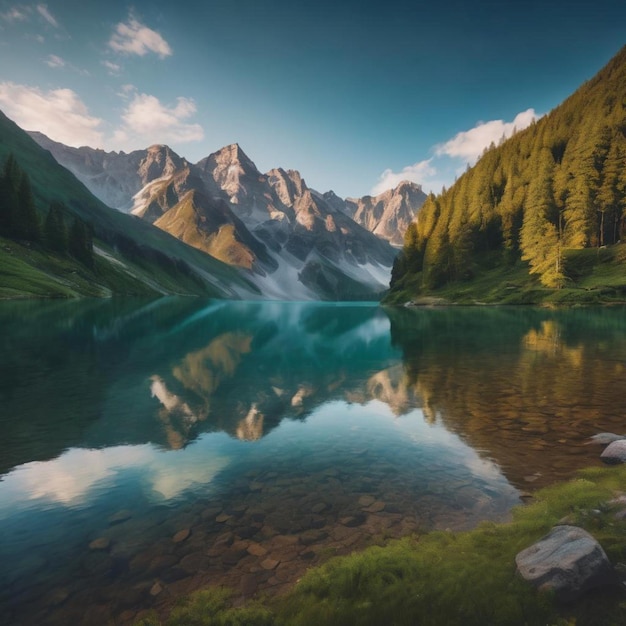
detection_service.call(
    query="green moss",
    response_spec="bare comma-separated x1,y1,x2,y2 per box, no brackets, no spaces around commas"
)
135,588,274,626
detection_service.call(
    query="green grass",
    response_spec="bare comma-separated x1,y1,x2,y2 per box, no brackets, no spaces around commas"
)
386,244,626,306
138,465,626,626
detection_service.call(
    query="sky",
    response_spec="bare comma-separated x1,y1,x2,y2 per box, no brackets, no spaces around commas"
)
0,0,624,198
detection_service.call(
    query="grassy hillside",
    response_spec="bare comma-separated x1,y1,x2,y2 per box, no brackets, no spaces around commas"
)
388,45,626,305
0,110,259,299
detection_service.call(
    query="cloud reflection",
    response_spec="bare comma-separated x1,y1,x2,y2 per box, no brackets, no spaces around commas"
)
0,440,230,512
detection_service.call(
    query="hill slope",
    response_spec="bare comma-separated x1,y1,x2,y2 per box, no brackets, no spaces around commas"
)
388,45,626,305
0,111,260,299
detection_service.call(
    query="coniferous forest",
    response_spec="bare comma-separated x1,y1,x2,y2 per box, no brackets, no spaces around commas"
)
0,154,94,267
389,46,626,302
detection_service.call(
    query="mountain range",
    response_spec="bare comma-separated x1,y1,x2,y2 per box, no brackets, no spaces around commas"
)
29,132,426,300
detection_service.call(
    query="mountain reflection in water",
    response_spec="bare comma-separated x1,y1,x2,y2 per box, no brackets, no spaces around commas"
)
1,300,626,625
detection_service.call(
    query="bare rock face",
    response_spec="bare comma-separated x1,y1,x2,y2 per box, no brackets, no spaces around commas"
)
340,180,427,246
515,525,614,602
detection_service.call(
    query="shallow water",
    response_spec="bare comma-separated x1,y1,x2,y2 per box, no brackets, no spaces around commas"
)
1,300,625,624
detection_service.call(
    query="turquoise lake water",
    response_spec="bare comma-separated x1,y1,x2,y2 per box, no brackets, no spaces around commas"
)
1,300,625,624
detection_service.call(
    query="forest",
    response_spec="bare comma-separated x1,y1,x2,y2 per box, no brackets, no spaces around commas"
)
390,46,626,300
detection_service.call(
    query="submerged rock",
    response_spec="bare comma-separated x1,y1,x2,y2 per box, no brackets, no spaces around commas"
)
515,525,614,602
600,440,626,464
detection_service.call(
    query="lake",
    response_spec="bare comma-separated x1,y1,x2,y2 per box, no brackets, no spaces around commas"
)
1,299,625,625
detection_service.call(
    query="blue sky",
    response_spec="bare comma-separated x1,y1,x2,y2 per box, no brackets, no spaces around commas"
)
0,0,624,198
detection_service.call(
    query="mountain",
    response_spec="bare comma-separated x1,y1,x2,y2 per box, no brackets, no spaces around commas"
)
388,45,626,305
328,181,427,246
29,135,408,300
0,111,260,299
28,132,189,212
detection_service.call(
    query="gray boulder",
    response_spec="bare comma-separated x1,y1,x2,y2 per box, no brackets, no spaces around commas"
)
515,525,614,602
585,432,626,446
601,440,626,464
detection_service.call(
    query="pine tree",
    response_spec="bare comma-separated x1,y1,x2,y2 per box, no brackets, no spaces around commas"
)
44,202,67,253
520,149,565,288
69,216,94,268
15,172,40,242
0,154,19,236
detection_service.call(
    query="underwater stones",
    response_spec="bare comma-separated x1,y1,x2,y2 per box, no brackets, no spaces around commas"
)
515,525,614,602
43,587,70,607
340,513,366,527
601,440,626,464
179,552,210,573
358,495,376,507
221,547,248,566
260,557,280,570
108,510,132,525
148,554,179,575
173,528,191,543
216,513,233,523
82,551,114,576
240,573,258,596
299,529,328,546
149,582,163,597
363,500,386,513
311,502,329,514
88,537,111,551
247,542,268,557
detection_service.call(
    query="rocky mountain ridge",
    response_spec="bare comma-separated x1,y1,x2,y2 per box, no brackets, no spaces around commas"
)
29,133,425,299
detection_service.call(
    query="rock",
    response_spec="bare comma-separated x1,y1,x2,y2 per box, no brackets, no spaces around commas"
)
358,495,376,507
515,525,614,602
586,433,626,446
364,501,386,513
89,537,111,551
247,542,268,557
150,582,163,597
216,513,233,523
340,513,366,527
108,510,132,525
179,552,210,572
601,440,626,464
221,548,248,566
43,587,70,607
240,573,258,596
260,558,280,570
311,502,329,514
173,529,191,543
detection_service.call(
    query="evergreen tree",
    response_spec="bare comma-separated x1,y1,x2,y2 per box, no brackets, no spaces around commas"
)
520,149,565,288
0,154,20,236
15,172,40,242
44,201,67,252
69,216,94,268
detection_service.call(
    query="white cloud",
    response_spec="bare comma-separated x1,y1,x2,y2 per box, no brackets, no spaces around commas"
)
371,159,436,196
36,3,58,28
0,82,104,147
45,53,64,68
102,59,121,75
435,108,538,162
109,15,172,59
0,6,30,22
115,91,204,147
372,108,540,195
